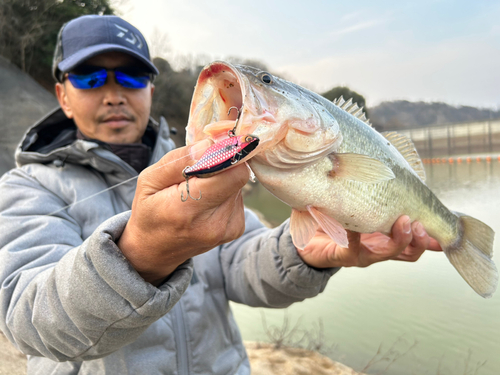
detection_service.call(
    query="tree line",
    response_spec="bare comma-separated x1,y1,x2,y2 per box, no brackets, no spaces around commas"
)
0,0,114,89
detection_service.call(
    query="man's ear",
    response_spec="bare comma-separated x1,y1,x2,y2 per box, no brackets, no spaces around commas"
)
150,83,155,97
55,82,74,119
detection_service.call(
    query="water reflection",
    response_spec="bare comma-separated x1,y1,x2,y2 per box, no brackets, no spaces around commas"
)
243,181,290,227
425,160,500,193
238,160,500,375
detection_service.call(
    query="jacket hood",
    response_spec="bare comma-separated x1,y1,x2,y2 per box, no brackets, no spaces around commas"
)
15,107,175,172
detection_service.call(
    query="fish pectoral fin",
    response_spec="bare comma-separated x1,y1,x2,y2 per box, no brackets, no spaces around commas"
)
328,153,395,183
290,209,320,250
306,205,349,248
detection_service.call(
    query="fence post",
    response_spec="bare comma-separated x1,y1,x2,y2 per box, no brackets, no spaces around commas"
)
489,111,494,153
427,127,433,158
467,124,471,154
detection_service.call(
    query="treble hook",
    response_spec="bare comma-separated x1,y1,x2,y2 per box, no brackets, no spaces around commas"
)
227,106,242,137
231,150,242,165
181,167,202,202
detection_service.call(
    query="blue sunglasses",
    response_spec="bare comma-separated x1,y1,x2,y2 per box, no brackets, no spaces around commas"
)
66,65,153,89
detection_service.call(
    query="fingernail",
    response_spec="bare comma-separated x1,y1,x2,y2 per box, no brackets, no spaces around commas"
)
403,216,411,234
189,139,212,160
413,222,426,237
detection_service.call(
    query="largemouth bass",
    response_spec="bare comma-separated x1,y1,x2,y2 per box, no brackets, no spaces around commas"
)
185,61,498,298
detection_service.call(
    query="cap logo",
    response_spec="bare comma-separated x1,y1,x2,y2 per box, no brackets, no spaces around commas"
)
114,23,143,49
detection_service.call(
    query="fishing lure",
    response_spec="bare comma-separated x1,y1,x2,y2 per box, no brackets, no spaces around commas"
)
181,134,260,201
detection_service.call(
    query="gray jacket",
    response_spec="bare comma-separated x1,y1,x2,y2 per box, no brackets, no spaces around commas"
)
0,108,338,375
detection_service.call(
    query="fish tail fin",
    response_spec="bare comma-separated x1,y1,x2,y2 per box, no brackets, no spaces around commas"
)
443,213,498,298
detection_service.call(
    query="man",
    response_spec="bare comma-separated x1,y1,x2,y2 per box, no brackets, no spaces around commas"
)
0,15,437,374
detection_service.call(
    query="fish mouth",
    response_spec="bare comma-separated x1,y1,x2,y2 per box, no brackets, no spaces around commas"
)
186,61,277,151
186,61,246,145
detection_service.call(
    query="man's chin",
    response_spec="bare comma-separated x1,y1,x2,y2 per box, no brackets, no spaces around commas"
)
103,120,131,130
101,129,141,144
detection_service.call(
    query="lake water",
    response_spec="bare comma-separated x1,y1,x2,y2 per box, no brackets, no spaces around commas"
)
235,159,500,375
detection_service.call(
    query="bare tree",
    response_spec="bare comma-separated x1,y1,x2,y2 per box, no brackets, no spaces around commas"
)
361,336,418,375
0,0,114,88
260,311,305,350
148,27,171,60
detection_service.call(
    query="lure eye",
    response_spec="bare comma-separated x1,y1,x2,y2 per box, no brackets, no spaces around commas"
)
244,135,254,143
259,72,273,84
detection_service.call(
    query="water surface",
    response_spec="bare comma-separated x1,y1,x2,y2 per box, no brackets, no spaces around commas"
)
235,160,500,375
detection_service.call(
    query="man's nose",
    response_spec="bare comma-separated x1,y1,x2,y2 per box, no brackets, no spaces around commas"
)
102,72,126,106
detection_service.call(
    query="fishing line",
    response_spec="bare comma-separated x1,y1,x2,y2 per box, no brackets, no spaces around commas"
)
45,153,192,217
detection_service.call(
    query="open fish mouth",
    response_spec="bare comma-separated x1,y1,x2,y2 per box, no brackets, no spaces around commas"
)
186,61,279,150
186,61,247,145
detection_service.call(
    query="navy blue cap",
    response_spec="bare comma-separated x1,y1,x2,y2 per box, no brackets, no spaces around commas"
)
53,15,158,82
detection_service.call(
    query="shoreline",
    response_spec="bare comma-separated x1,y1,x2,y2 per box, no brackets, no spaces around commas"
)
0,332,363,375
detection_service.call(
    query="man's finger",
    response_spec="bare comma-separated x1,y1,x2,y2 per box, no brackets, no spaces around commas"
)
409,221,428,248
428,238,443,251
392,215,412,242
176,163,250,208
409,221,430,255
360,216,412,265
142,139,212,192
353,217,411,266
394,222,429,262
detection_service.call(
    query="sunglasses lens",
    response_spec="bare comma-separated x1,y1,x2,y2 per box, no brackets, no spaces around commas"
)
67,66,151,89
67,68,107,89
115,69,150,89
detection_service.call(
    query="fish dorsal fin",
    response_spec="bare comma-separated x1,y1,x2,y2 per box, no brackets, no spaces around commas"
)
382,131,426,182
333,95,371,126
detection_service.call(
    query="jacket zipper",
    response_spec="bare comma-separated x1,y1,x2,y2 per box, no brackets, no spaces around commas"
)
172,301,189,374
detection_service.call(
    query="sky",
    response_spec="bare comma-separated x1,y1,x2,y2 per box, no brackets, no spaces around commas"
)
116,0,500,109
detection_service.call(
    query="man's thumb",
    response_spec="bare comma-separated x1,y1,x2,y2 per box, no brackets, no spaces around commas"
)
140,139,212,192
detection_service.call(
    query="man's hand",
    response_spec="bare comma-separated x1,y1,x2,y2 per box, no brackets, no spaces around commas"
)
118,140,250,285
298,216,442,268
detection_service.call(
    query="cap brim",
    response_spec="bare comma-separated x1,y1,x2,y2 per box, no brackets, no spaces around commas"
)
58,44,159,75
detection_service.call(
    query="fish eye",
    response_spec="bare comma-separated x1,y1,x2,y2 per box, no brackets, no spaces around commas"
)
259,72,273,84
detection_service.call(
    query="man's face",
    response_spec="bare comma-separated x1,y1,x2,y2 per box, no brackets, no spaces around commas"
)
55,52,155,144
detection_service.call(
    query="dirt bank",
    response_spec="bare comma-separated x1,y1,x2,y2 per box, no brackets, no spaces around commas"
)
1,333,363,375
245,341,364,375
0,332,26,375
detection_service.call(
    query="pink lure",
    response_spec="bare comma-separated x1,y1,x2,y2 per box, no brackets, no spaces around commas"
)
183,135,259,177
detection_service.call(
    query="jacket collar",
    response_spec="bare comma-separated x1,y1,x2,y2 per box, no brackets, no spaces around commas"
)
15,107,176,174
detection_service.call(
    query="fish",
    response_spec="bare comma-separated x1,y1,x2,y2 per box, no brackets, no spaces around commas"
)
185,61,498,298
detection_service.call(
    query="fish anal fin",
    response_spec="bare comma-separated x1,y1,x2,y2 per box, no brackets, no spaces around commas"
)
290,208,319,250
306,205,349,248
381,131,426,182
328,153,395,183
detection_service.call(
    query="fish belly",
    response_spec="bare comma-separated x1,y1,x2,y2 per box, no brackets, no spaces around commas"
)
249,157,457,240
